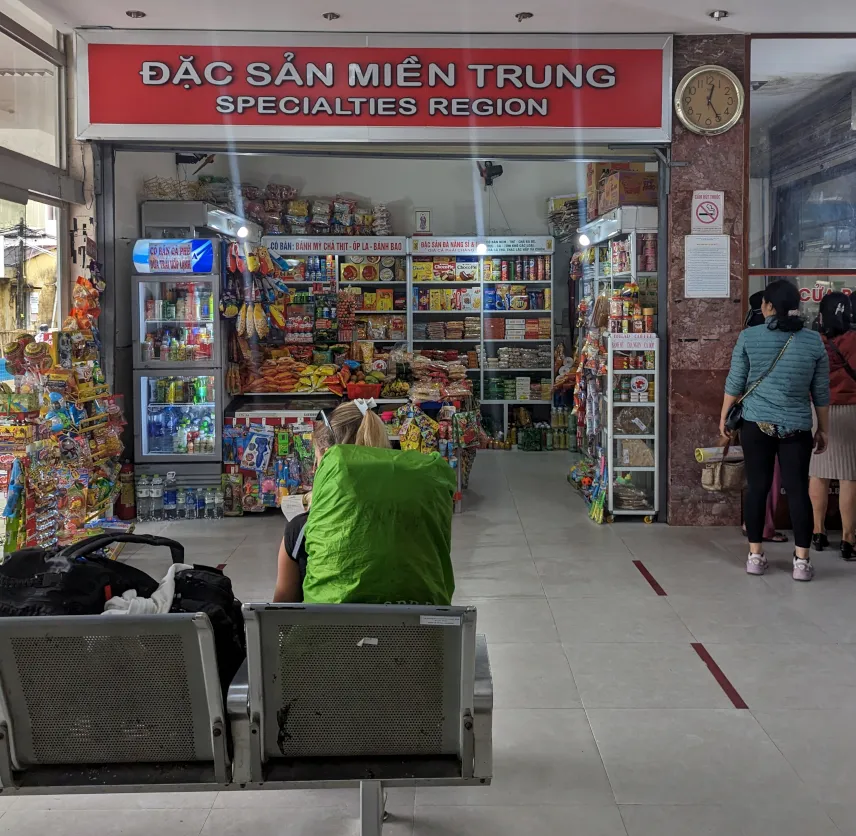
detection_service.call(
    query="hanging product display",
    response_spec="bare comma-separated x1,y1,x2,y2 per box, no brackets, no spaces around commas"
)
0,261,130,554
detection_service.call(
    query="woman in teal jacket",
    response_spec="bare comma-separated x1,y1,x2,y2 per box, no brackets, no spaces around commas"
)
720,280,830,581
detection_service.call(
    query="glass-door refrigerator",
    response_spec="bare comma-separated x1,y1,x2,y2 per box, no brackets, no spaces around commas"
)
131,239,224,483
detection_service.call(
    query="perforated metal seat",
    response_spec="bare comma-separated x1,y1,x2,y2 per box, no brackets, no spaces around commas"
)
227,603,493,836
0,613,229,793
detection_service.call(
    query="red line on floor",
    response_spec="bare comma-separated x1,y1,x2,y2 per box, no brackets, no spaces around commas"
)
632,560,667,596
216,563,227,571
692,643,748,709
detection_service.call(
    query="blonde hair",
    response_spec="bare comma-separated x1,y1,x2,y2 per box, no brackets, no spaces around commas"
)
313,402,392,453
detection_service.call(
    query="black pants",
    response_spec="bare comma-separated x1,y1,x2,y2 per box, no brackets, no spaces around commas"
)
742,421,814,549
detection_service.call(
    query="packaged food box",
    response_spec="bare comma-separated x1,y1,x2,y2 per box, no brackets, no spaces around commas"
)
376,288,394,311
586,184,599,221
472,288,482,310
362,291,377,311
432,259,456,282
444,288,454,311
585,162,646,191
455,257,479,282
429,288,445,311
412,258,433,283
599,171,659,214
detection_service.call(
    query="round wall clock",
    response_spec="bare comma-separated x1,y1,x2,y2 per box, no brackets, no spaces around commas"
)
674,64,745,136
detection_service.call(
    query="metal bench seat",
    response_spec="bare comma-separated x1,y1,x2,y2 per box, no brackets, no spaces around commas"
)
0,604,494,835
0,613,229,793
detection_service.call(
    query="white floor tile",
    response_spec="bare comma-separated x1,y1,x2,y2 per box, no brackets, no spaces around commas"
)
201,805,412,835
489,643,580,708
9,793,216,811
707,643,856,708
587,709,811,805
453,598,559,643
564,642,734,708
549,596,694,643
619,802,840,836
754,708,856,803
412,804,627,836
0,808,211,836
416,709,614,807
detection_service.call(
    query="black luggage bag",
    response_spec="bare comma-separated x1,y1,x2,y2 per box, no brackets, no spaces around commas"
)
0,532,246,689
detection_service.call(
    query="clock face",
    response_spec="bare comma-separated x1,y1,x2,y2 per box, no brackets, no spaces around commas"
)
675,65,744,135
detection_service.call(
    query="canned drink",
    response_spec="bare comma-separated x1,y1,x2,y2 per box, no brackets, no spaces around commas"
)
501,260,508,281
544,288,552,310
523,259,530,281
145,299,155,320
154,299,164,320
529,257,536,281
544,255,552,279
516,257,524,281
492,259,501,282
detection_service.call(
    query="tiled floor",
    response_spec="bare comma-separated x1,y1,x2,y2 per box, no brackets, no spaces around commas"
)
7,451,856,834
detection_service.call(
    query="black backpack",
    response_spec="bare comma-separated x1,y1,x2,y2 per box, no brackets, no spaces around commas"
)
0,533,177,617
169,563,247,693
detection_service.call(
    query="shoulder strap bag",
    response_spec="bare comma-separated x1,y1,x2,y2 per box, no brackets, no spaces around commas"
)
724,334,794,434
701,437,745,493
827,338,856,383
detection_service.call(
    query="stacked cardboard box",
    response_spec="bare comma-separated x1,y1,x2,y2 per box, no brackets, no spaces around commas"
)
585,162,647,221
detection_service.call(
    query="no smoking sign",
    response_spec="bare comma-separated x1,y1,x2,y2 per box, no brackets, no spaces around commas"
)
691,190,724,234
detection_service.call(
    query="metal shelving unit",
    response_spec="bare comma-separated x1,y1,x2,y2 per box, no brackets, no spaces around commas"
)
408,236,555,436
606,333,660,521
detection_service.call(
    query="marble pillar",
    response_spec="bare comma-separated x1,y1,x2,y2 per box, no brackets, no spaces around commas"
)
667,35,747,525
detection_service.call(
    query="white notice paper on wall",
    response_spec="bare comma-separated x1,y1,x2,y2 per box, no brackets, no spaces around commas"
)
684,235,730,299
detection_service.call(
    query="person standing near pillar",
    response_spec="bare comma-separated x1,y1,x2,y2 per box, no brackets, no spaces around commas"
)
808,292,856,560
720,280,830,582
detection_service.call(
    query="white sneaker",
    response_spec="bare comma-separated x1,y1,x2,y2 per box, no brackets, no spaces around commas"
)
746,553,768,576
793,556,814,582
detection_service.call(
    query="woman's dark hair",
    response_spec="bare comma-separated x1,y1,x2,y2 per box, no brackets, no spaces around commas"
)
762,279,804,332
818,291,852,339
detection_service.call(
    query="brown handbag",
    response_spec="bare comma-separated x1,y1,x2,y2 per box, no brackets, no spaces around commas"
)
701,439,745,493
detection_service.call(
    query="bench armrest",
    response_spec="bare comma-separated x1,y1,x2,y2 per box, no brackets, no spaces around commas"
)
473,634,493,781
226,659,252,784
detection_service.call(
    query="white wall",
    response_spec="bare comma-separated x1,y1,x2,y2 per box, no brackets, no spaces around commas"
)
114,151,586,238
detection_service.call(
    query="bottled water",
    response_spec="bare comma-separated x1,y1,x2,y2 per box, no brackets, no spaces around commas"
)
214,488,224,520
196,489,206,519
184,487,197,519
205,487,216,519
163,472,178,520
150,474,164,521
136,476,151,522
176,487,187,520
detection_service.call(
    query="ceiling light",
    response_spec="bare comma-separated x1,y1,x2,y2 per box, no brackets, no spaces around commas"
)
125,9,146,18
236,226,249,239
708,10,729,21
322,12,341,20
578,233,591,248
515,11,533,21
475,243,488,255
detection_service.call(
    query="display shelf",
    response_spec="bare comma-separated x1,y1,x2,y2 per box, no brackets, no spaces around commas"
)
413,309,478,315
148,401,216,408
484,368,552,373
355,310,401,314
412,281,479,287
484,338,551,343
481,398,553,406
483,280,551,286
606,333,660,519
413,338,481,343
483,310,551,315
341,281,407,287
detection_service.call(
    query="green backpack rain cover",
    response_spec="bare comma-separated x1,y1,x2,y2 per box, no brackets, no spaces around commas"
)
303,445,456,605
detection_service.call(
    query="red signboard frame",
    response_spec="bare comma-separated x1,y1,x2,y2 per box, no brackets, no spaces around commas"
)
75,31,673,144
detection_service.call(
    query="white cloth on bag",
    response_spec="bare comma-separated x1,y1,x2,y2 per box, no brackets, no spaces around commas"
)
103,563,194,615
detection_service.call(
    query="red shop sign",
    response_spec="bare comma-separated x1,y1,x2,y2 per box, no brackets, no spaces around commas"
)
76,32,672,143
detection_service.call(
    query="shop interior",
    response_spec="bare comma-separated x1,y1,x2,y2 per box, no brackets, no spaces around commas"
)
106,147,662,522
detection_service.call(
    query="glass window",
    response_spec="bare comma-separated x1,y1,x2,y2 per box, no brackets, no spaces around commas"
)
750,38,856,270
0,29,59,166
1,196,59,339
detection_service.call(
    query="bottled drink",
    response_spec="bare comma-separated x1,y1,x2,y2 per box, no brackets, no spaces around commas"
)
184,487,197,519
148,409,163,454
150,474,164,521
196,489,206,519
176,487,187,520
163,472,178,520
214,488,224,520
205,487,216,519
136,476,151,522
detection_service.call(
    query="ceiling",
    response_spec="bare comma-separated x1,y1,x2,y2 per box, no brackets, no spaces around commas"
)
15,0,856,34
